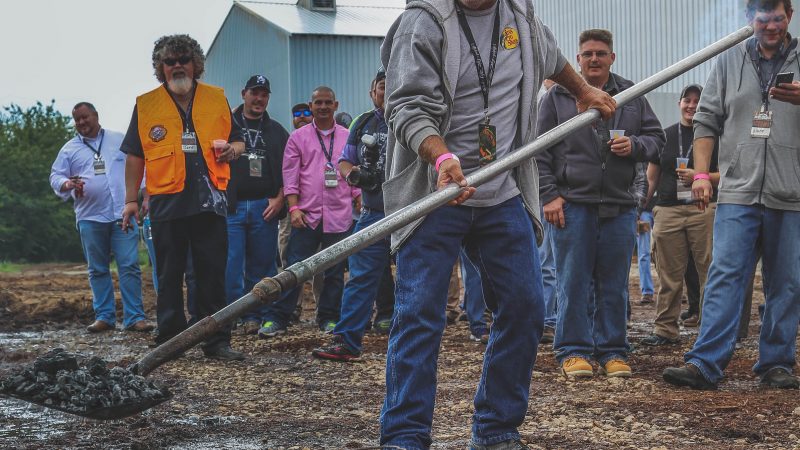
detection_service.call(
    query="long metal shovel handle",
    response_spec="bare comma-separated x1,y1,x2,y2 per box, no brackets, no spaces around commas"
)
134,25,753,377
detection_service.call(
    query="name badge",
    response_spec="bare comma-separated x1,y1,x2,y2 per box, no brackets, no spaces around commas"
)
478,123,497,166
248,154,263,177
751,110,773,139
324,164,338,188
93,159,106,175
181,131,198,153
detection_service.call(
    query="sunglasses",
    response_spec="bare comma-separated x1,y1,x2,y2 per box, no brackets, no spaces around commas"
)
163,55,192,67
293,110,312,118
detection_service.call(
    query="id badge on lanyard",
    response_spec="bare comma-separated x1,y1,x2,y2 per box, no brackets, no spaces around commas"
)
751,105,773,139
248,154,263,177
93,156,106,175
182,131,198,153
324,162,338,188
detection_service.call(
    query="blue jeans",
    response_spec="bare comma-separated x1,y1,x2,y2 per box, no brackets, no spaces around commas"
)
334,208,391,351
551,203,635,364
380,196,544,449
263,223,348,327
225,197,280,323
459,248,489,336
637,211,655,295
538,217,558,329
78,220,146,327
685,204,800,383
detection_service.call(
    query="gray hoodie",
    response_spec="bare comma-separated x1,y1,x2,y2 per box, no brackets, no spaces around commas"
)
380,0,568,250
694,37,800,211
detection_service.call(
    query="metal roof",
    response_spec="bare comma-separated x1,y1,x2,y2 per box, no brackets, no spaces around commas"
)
235,0,406,37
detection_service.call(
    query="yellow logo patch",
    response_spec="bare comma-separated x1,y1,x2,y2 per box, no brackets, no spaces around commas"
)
502,27,519,50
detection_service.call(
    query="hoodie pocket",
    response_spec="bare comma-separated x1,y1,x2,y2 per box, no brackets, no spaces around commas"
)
719,143,764,193
764,143,800,201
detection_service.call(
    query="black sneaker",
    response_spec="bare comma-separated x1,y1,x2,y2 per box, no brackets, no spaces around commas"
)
641,334,679,346
203,344,245,361
312,336,361,362
663,364,717,390
760,367,800,389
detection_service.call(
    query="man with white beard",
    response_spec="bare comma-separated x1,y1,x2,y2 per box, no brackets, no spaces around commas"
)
120,34,246,361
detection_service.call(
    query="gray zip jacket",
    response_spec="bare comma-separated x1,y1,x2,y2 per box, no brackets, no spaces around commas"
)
694,37,800,211
380,0,567,250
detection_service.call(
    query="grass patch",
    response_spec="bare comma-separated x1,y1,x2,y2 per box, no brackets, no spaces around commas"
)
0,261,25,273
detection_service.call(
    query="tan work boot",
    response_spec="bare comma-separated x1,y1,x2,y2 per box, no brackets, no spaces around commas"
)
561,357,593,379
601,359,632,378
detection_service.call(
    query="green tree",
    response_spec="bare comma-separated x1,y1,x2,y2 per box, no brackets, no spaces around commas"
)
0,101,84,262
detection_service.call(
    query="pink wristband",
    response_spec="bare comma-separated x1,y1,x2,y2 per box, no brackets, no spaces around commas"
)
288,205,300,213
435,153,459,172
693,173,710,182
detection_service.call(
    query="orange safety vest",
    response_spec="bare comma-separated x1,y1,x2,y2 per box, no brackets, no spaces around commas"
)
136,82,231,195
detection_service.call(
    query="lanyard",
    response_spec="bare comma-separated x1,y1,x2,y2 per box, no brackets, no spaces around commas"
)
455,0,501,125
82,130,104,160
316,129,335,163
179,97,194,132
240,111,264,150
749,39,791,110
677,125,693,159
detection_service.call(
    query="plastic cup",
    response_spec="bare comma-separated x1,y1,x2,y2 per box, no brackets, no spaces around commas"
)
212,139,227,157
676,157,689,169
610,129,625,140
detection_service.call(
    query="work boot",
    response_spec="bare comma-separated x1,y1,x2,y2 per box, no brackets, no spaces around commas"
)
561,357,593,379
682,314,700,327
760,367,800,389
601,359,632,378
638,293,654,305
662,364,717,390
87,320,115,333
641,334,679,346
125,320,155,332
204,344,245,361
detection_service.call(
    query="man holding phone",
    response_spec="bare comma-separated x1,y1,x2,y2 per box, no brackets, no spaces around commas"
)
664,0,800,390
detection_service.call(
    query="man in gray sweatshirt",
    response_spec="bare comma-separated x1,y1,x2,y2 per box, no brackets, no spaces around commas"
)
380,0,615,448
663,0,800,391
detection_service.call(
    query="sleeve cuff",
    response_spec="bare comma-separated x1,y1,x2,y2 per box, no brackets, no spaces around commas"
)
408,126,441,156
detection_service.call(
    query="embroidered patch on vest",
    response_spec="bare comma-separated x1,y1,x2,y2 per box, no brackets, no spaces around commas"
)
502,27,519,50
149,125,167,142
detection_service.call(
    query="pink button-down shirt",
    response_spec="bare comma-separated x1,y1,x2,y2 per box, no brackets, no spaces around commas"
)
282,120,360,233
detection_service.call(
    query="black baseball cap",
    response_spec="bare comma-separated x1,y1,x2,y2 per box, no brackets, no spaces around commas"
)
244,75,271,92
292,103,310,113
375,66,386,82
680,84,702,99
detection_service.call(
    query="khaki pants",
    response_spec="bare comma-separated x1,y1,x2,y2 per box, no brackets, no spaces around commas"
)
652,203,716,339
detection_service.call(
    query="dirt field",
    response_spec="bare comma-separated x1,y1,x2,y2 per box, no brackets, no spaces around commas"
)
1,262,799,449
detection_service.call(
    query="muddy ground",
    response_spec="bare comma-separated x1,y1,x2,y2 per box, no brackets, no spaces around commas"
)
1,262,799,450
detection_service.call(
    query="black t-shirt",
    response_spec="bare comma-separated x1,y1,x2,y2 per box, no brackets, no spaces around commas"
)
227,108,289,211
654,123,719,207
120,90,242,222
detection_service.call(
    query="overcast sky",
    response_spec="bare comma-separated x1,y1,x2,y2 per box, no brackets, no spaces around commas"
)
2,0,232,132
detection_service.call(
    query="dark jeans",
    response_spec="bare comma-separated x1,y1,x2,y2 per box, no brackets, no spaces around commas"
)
151,212,230,350
263,223,349,327
375,263,395,323
380,196,544,449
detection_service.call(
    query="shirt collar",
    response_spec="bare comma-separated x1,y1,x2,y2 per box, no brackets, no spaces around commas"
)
312,119,335,136
78,128,104,143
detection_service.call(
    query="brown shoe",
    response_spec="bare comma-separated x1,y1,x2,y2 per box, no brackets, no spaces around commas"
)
125,320,155,332
87,320,115,333
638,294,654,305
683,314,699,327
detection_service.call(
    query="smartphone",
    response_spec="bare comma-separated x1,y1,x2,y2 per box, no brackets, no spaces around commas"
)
775,72,794,86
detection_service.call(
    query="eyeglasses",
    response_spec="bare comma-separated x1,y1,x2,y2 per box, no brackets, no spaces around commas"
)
293,110,312,118
163,55,192,67
580,51,611,59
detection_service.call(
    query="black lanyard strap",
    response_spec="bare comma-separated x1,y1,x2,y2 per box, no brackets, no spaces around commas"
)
748,38,792,110
677,125,693,159
316,129,335,163
455,0,501,124
82,130,104,159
